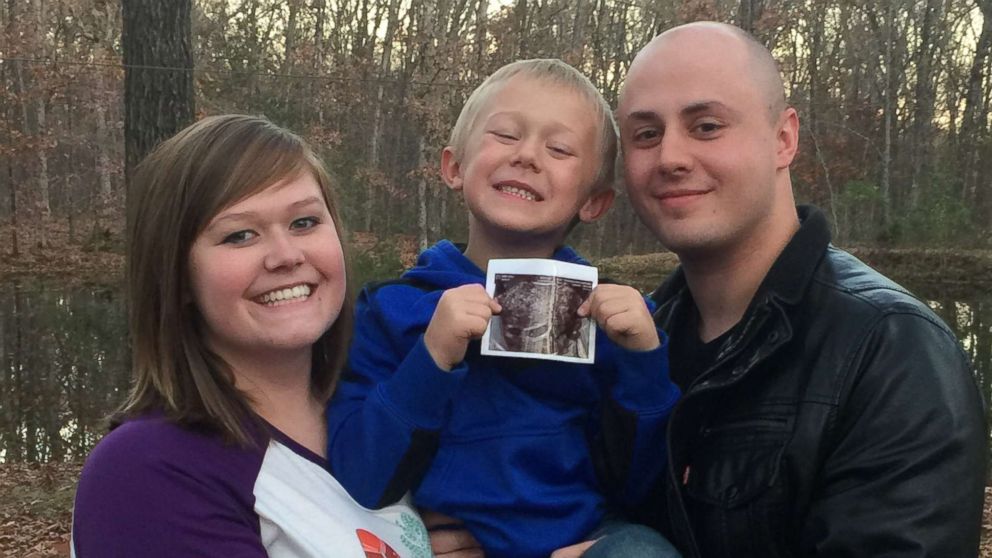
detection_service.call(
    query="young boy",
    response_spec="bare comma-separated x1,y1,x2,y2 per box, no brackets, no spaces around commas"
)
327,59,681,558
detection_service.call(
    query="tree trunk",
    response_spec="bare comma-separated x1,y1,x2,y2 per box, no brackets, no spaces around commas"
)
366,0,402,231
806,5,823,180
568,0,586,65
36,99,50,248
909,0,941,209
122,0,195,196
474,0,488,71
35,1,49,237
11,280,23,460
514,0,529,57
0,7,14,257
7,163,17,258
961,0,992,211
313,0,325,62
281,0,302,119
11,55,48,250
737,0,765,34
96,102,113,204
417,136,429,251
354,0,371,60
282,0,301,76
880,2,894,232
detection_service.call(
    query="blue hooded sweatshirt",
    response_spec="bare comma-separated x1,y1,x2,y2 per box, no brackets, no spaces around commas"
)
327,240,679,558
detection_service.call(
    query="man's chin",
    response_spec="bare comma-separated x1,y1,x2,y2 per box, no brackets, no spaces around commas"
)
654,229,729,260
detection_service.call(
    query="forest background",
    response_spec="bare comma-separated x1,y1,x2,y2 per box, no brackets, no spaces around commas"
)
2,0,992,272
2,0,992,556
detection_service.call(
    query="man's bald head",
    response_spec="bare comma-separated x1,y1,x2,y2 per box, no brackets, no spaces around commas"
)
616,20,801,262
626,22,787,121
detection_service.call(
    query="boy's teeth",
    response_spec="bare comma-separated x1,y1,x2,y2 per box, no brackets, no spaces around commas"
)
260,284,311,305
498,185,537,201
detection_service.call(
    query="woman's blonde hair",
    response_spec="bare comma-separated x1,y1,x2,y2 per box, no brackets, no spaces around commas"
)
115,114,353,445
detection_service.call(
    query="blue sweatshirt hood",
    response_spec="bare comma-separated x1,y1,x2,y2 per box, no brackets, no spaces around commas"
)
402,240,591,290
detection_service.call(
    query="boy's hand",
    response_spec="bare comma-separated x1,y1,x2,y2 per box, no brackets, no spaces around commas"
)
425,284,501,371
578,284,660,352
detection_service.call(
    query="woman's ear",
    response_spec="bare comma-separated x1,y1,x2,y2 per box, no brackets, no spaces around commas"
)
440,147,464,191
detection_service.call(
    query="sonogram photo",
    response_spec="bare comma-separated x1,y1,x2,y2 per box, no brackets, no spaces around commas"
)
482,258,598,364
552,278,592,358
489,274,592,359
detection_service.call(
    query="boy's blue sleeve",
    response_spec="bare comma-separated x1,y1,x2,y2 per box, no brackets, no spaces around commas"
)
591,294,680,509
326,285,467,509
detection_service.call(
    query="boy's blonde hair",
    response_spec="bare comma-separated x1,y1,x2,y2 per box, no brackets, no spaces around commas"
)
448,59,618,192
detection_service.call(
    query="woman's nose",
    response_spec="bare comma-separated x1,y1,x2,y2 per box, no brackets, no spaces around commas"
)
263,233,305,271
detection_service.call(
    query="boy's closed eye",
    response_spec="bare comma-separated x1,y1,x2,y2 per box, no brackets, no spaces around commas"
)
547,143,575,157
489,130,518,141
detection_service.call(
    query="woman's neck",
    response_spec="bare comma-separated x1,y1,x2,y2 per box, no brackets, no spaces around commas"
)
221,347,328,457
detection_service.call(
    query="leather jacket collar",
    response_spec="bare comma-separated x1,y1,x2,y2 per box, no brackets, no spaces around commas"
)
651,205,831,322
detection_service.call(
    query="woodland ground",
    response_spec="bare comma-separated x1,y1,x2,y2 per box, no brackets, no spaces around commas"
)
1,462,990,557
2,222,991,556
2,220,991,290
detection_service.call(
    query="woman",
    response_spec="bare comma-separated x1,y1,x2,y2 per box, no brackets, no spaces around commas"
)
71,115,431,557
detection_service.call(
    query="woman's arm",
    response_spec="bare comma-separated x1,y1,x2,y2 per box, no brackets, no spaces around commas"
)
72,417,268,558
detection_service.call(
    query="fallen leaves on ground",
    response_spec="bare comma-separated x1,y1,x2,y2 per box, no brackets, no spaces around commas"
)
595,252,680,292
984,487,992,558
3,217,991,294
0,462,80,557
595,247,992,297
1,461,990,557
0,220,123,284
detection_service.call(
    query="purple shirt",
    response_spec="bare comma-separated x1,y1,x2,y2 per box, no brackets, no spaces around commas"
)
72,414,430,557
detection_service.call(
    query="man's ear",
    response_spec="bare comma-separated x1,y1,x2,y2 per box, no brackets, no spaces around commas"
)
440,147,464,191
578,188,615,223
776,107,800,169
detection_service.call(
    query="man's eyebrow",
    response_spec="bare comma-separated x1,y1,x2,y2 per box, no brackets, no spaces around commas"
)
623,102,738,123
624,110,660,122
682,100,735,117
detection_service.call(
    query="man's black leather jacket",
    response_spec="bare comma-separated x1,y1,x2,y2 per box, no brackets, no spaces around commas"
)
645,206,987,557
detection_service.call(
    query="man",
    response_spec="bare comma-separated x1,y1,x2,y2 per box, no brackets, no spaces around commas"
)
429,21,987,558
618,21,987,556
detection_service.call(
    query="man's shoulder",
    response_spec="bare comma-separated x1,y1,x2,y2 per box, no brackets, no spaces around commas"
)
811,246,940,322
